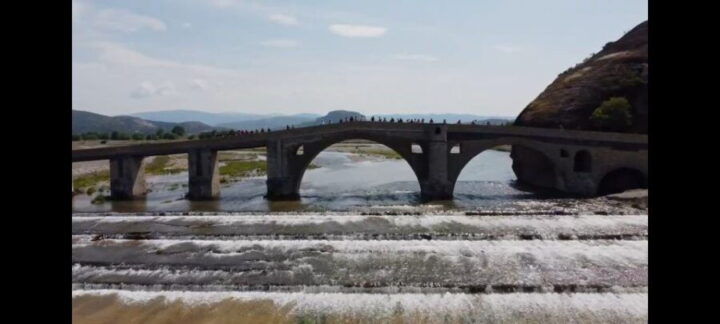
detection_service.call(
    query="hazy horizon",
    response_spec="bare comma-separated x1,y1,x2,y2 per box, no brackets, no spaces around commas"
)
73,0,647,117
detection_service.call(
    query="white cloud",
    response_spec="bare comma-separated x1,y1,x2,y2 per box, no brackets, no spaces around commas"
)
95,9,166,32
493,44,523,54
208,0,241,8
392,54,439,62
131,81,177,98
268,14,298,26
89,42,235,76
260,39,299,48
72,2,166,33
329,24,386,38
189,79,211,91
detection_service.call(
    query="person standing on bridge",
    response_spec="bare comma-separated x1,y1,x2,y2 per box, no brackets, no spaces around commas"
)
430,119,434,124
371,116,375,122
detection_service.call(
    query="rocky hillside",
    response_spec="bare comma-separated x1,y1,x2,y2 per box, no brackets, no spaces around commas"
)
515,21,648,133
72,110,216,135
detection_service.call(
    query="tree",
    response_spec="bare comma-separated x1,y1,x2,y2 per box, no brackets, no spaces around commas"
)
589,97,633,132
162,132,178,140
171,125,186,136
156,128,165,137
132,133,145,140
72,134,81,141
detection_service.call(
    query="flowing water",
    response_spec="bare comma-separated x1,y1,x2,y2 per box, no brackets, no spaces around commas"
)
72,150,627,214
72,150,648,323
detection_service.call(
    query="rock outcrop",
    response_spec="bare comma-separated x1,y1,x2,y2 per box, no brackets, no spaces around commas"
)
512,21,648,191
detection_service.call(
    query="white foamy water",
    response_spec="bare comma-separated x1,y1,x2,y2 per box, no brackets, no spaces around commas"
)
73,214,647,240
72,212,648,322
72,238,647,287
73,289,648,322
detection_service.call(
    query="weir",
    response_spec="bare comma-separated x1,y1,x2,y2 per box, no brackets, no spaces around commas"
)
72,122,648,201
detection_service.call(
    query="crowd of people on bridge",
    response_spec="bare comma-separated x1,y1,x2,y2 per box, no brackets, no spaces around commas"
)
209,115,506,139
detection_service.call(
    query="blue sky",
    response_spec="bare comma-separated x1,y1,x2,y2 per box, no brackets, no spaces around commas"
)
72,0,647,117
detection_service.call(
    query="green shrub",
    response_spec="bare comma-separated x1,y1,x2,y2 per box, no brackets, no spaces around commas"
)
589,97,633,132
162,133,178,140
171,126,186,136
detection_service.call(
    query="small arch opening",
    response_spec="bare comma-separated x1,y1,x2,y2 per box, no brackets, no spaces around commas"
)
435,127,442,135
450,144,461,154
597,168,646,195
573,150,592,173
560,149,569,158
411,143,423,154
296,145,304,156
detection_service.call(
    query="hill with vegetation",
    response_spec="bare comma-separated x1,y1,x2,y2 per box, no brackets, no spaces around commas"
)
514,21,647,133
511,21,648,193
72,110,216,136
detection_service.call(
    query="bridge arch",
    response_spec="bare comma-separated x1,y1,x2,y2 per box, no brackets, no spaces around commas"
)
294,137,424,190
447,138,559,195
267,131,429,200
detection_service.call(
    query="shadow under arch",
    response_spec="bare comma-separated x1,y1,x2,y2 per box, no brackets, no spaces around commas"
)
447,138,558,196
597,168,647,195
283,135,427,199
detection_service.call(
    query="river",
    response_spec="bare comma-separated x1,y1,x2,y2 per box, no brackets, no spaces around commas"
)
72,150,609,214
71,149,648,323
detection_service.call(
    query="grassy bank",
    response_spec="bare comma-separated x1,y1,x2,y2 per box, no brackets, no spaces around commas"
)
220,160,268,178
73,171,110,191
144,156,185,175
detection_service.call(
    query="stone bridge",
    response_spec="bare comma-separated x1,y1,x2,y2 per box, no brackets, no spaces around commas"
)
71,122,648,201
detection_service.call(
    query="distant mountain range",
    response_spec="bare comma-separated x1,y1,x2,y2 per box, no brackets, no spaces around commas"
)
127,109,513,128
73,109,515,135
72,110,216,135
129,110,321,127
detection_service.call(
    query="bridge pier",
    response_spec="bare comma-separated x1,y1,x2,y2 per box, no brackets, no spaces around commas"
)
265,140,301,200
420,130,454,200
187,149,220,200
109,156,146,200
